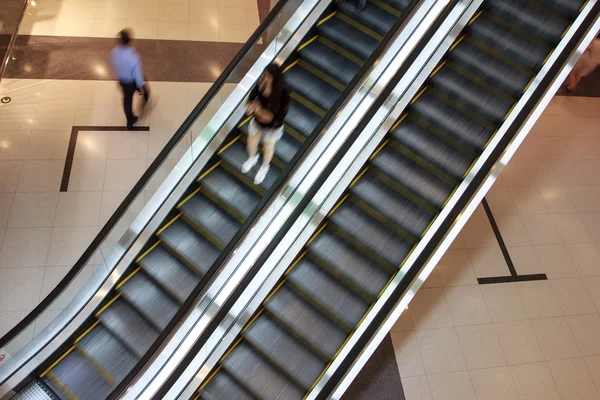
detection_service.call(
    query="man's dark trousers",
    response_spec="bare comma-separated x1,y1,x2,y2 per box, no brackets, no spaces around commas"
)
120,81,149,127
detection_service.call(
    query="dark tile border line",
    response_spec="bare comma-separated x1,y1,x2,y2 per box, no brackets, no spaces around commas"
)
60,125,150,192
477,198,547,285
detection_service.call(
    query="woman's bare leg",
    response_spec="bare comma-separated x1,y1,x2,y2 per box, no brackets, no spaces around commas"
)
567,71,582,91
261,136,276,167
246,131,262,158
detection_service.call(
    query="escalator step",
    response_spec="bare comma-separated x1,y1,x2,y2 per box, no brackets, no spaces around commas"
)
468,14,550,70
391,119,472,180
285,65,341,112
288,259,368,329
485,0,569,44
336,1,397,36
137,244,200,304
118,271,179,330
308,231,390,299
381,0,411,12
276,132,302,165
430,64,514,123
285,99,321,138
352,172,433,238
219,139,281,192
76,325,138,383
411,91,494,150
222,344,304,400
245,315,326,390
202,372,255,400
265,286,347,359
158,218,220,276
448,39,531,96
527,0,584,20
44,351,113,400
201,166,261,221
317,15,378,61
371,146,452,209
179,192,241,247
97,298,159,358
299,40,360,87
330,201,412,268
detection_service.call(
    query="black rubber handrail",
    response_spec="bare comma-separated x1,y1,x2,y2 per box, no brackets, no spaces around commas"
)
144,1,460,398
0,0,29,81
0,0,295,351
317,3,600,398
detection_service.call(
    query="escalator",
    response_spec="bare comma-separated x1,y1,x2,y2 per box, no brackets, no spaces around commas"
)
22,0,412,399
195,0,587,398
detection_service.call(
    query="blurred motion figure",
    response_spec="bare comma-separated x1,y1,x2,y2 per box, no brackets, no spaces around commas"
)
567,37,600,91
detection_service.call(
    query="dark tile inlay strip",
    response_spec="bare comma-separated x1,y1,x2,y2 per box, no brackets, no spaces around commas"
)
61,125,149,192
478,198,547,285
5,36,246,82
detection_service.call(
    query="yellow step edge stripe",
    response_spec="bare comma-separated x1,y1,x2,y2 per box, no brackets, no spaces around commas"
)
74,320,100,344
306,223,328,246
196,161,221,182
410,86,428,105
429,59,447,78
369,139,389,161
522,73,537,93
317,11,336,26
503,101,518,121
95,293,121,318
136,240,161,263
197,365,223,393
217,135,240,155
237,116,252,128
177,186,203,209
40,346,76,377
241,308,265,335
449,34,465,51
284,251,307,276
389,113,408,133
298,35,319,51
327,193,349,217
468,9,483,25
116,266,142,290
156,213,181,236
283,59,300,73
46,372,79,400
349,167,369,188
263,280,287,304
420,211,439,239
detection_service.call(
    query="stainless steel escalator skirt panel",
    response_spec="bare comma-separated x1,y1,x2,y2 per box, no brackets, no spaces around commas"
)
0,0,330,393
325,3,600,399
149,2,458,398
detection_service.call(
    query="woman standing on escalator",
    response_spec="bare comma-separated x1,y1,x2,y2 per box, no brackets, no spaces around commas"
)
242,63,290,185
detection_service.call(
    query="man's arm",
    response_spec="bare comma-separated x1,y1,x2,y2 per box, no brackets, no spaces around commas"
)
133,54,145,89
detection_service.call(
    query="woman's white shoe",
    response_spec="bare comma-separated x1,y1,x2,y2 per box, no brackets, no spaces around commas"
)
242,155,259,173
254,164,269,185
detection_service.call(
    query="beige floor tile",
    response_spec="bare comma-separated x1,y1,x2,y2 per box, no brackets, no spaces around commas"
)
516,280,562,319
61,0,99,18
189,5,219,24
103,159,147,191
91,18,128,38
46,226,98,266
0,228,52,268
508,246,545,276
219,23,249,42
408,288,453,330
550,278,597,316
509,362,561,400
0,267,45,311
99,190,145,226
68,160,106,192
33,104,76,131
17,160,64,192
495,320,545,365
444,285,491,326
495,215,531,246
0,194,14,229
392,308,414,332
524,159,562,186
536,185,576,214
0,310,29,337
0,161,23,193
427,371,476,400
486,186,518,215
579,159,600,184
128,2,160,21
469,366,518,400
25,130,71,160
189,22,220,41
566,314,600,356
585,355,600,390
107,131,149,160
535,244,579,279
540,137,576,159
548,357,600,400
583,277,600,312
416,328,467,375
73,104,116,126
551,213,592,244
157,20,190,40
457,324,506,369
126,19,159,39
53,17,96,37
37,80,81,106
532,317,581,361
54,192,102,227
447,232,466,250
159,3,189,21
97,1,130,18
422,269,442,288
0,131,30,160
191,0,220,6
482,283,528,323
582,215,600,242
74,130,110,160
436,249,477,287
566,185,600,213
0,104,37,131
552,159,590,185
150,105,189,132
460,214,498,249
578,115,600,136
551,115,586,136
218,7,247,24
499,160,534,186
40,264,94,310
402,376,432,400
8,192,59,228
567,137,600,159
507,186,548,215
390,330,425,377
467,247,508,278
566,243,600,277
150,82,189,106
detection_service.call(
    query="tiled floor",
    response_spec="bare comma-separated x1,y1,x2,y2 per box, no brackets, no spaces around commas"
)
392,95,600,399
18,0,260,42
0,78,235,342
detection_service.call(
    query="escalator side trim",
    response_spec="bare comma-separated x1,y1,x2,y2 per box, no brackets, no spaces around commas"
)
284,251,307,276
388,113,407,132
368,139,390,161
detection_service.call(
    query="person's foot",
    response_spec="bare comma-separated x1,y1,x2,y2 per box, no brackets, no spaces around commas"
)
127,116,139,130
254,164,269,185
242,155,259,173
567,85,576,92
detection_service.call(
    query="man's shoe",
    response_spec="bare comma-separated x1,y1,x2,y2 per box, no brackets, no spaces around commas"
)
242,155,259,173
127,116,139,130
254,164,269,185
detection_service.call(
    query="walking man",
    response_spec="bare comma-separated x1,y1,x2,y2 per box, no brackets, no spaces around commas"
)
110,29,149,129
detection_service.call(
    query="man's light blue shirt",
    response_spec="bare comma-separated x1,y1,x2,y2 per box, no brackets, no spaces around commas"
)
109,45,145,88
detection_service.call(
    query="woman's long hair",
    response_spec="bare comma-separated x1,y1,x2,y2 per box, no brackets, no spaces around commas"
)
264,63,286,96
